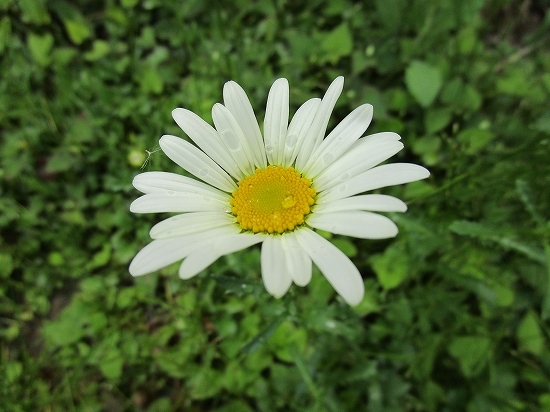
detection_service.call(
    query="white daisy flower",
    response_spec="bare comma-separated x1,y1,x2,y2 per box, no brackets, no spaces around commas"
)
129,77,430,305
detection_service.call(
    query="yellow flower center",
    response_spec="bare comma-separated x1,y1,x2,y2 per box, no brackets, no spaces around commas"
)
230,165,316,234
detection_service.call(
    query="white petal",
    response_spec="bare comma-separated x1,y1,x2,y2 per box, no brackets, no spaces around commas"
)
295,77,344,170
130,193,228,214
129,226,240,277
261,236,292,298
282,98,321,167
318,163,430,203
281,232,312,287
303,104,374,178
295,228,364,305
179,232,264,279
159,135,237,192
307,210,399,239
132,171,229,202
211,103,255,176
314,135,404,192
223,80,267,168
313,194,407,214
149,212,234,239
264,78,289,165
171,108,243,180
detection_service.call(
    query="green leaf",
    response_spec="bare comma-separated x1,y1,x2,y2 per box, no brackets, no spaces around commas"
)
85,40,110,61
65,19,92,44
424,107,452,134
405,61,442,107
0,253,13,278
98,352,124,380
516,179,545,226
412,136,441,166
448,336,491,377
320,23,353,64
19,0,51,24
42,300,92,346
457,128,495,154
28,33,54,66
352,280,380,316
0,16,11,53
45,150,79,173
332,238,357,257
5,361,23,383
517,311,544,355
449,220,547,264
441,77,482,111
240,313,287,355
139,65,164,94
370,243,409,289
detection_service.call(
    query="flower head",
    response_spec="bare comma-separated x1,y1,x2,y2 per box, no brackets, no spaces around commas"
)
129,77,429,305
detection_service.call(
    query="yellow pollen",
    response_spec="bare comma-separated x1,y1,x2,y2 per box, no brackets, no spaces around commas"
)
230,165,316,234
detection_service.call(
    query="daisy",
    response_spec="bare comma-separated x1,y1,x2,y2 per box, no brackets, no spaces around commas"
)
129,77,429,305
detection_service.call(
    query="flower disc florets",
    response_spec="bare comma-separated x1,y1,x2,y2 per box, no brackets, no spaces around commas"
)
230,165,316,234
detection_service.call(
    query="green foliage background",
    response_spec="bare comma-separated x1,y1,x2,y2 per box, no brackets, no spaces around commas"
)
1,0,550,410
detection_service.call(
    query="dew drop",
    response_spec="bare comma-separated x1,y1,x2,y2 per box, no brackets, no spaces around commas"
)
338,184,347,193
222,130,240,151
265,145,274,153
199,168,209,177
167,190,176,196
285,134,298,149
281,195,296,209
323,152,334,164
202,196,212,203
339,172,351,181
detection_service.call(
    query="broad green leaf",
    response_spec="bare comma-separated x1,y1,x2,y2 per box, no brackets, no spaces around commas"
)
320,23,353,64
457,128,495,154
424,107,452,134
448,336,491,377
332,238,357,257
65,19,92,44
5,362,22,383
19,0,51,24
412,136,441,166
375,0,406,32
371,243,409,289
405,61,442,107
45,150,79,173
441,77,482,110
139,65,164,94
517,311,544,355
85,40,110,61
28,33,54,66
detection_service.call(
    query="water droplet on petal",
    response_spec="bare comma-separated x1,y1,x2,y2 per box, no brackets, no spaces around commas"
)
323,152,334,164
199,168,209,177
282,195,296,209
338,184,347,193
339,172,350,181
285,134,298,149
222,130,240,151
167,190,176,196
265,145,273,153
